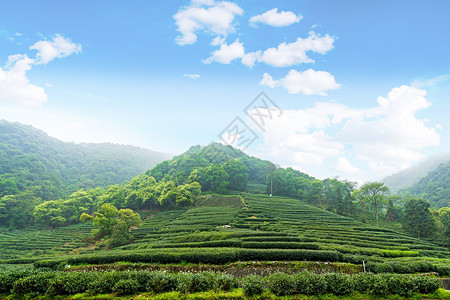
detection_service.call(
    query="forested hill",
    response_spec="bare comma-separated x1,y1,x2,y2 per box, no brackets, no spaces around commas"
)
0,120,172,201
382,153,450,193
399,161,450,208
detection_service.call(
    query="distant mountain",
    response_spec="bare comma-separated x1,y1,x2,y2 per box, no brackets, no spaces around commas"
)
382,153,450,193
0,120,172,201
399,161,450,208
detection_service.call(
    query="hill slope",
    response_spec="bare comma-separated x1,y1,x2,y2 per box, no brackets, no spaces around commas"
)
0,120,172,200
400,161,450,208
382,153,450,193
1,194,448,275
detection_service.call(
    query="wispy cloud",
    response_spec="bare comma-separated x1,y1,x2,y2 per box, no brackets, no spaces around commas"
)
411,74,450,89
183,73,201,79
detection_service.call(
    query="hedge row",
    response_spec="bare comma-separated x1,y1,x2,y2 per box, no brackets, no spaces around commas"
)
366,261,450,276
34,248,343,268
0,270,440,297
1,270,238,296
258,272,440,297
241,242,319,250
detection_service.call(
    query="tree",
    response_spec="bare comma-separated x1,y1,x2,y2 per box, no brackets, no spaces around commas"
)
223,160,249,191
307,179,324,207
357,182,389,225
403,198,436,239
203,164,229,194
434,207,450,247
33,200,67,228
80,203,142,247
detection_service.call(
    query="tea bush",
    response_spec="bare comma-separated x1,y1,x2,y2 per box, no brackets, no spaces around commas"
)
241,275,265,297
267,272,295,296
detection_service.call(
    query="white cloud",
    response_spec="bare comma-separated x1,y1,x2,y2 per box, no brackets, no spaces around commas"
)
247,31,334,67
241,51,261,68
203,39,245,64
0,54,47,106
249,8,302,27
248,85,439,180
260,69,341,96
30,34,82,64
183,73,201,79
15,32,23,36
173,0,243,45
0,34,81,106
335,157,361,174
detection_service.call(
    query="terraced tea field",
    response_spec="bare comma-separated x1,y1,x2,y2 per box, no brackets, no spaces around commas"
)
0,223,92,261
1,194,449,275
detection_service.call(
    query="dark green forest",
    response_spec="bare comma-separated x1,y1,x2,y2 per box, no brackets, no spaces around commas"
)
0,120,171,228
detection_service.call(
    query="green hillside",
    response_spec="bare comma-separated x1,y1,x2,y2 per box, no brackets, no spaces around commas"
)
0,120,171,228
0,142,449,298
0,120,171,197
400,161,450,208
1,194,448,275
383,153,450,194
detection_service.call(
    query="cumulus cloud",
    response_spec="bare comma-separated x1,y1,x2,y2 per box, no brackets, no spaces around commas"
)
207,32,335,68
0,34,81,106
260,69,341,96
0,54,47,105
247,31,335,67
249,8,302,27
173,0,243,45
248,85,439,180
30,34,82,64
203,39,245,64
183,73,201,79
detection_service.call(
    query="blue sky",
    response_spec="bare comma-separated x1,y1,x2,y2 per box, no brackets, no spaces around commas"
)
1,0,449,183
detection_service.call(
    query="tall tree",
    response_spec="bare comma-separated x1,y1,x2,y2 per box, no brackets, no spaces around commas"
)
223,160,249,191
403,198,436,239
357,182,389,225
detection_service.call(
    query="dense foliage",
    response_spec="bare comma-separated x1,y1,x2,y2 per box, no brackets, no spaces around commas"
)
0,269,440,297
0,120,170,228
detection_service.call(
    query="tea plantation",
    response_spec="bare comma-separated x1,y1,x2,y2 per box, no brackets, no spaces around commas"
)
0,194,449,298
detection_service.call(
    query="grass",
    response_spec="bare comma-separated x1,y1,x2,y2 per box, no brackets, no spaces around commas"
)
7,288,449,300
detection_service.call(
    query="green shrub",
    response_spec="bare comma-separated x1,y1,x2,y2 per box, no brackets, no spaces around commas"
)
267,272,295,296
386,274,416,297
242,275,265,297
366,262,394,273
48,271,96,295
112,279,140,295
177,272,211,293
87,272,126,294
414,275,440,294
146,272,178,293
323,273,353,295
212,273,238,291
293,271,327,295
0,269,33,293
436,265,450,276
11,271,54,295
